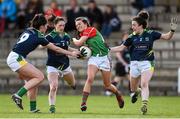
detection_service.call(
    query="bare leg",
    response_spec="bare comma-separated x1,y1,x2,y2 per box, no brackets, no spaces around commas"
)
81,65,98,111
48,72,59,113
101,70,124,108
63,72,76,89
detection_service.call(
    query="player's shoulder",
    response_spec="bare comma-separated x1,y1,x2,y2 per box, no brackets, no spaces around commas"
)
128,32,135,38
145,29,154,34
64,32,71,39
47,30,58,38
85,27,96,32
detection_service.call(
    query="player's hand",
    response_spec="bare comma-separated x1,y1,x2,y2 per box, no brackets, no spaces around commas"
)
71,51,80,57
170,17,178,31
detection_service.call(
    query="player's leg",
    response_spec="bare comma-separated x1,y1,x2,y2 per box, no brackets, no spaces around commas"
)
47,67,59,113
27,87,40,113
12,63,44,110
81,64,98,111
101,70,124,108
129,61,141,103
130,76,141,103
140,69,153,115
63,67,76,90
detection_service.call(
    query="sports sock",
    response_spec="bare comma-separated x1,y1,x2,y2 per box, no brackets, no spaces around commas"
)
50,105,55,110
142,100,148,106
71,85,76,90
81,92,89,105
17,87,28,97
30,101,36,111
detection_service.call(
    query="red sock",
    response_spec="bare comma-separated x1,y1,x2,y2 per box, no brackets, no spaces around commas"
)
81,92,89,105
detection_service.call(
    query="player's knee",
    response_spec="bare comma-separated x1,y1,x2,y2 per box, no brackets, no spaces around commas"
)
86,77,94,85
36,72,44,82
104,81,111,88
141,81,148,89
50,84,58,92
104,84,112,90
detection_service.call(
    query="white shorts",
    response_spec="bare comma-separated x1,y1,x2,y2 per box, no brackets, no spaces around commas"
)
88,55,111,71
46,65,72,77
6,51,28,72
130,61,154,78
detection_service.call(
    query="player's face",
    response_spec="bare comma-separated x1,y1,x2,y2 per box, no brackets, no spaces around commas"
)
55,21,65,32
40,24,48,34
75,20,87,32
131,21,143,34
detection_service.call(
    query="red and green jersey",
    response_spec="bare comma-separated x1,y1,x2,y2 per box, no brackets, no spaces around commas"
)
80,27,109,56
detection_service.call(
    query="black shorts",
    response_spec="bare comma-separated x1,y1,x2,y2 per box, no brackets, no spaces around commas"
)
114,62,127,76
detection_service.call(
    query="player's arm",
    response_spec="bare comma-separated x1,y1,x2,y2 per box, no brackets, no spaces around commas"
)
161,17,178,40
116,52,128,66
68,46,79,52
110,44,127,53
45,43,80,57
72,36,88,46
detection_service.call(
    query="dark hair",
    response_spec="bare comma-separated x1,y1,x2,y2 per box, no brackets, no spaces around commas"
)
132,16,147,29
54,16,66,25
31,14,47,30
75,17,90,26
47,14,56,23
137,10,149,21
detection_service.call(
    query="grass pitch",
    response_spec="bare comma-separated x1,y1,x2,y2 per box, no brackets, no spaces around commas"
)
0,94,180,118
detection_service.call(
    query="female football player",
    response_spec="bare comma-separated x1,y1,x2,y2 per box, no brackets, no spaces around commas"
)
73,17,124,111
6,14,79,111
46,17,78,113
110,16,178,114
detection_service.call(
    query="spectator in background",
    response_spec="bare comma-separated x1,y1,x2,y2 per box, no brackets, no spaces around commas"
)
0,0,17,37
16,0,27,31
25,0,44,27
45,0,63,17
0,1,5,35
65,0,86,32
130,0,144,15
101,4,121,38
142,0,154,21
86,0,103,30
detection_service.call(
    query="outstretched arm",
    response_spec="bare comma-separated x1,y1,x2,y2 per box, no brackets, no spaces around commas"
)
110,44,127,53
45,43,80,57
161,17,178,40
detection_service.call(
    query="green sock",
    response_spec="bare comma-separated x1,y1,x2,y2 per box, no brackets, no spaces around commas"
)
17,87,27,97
50,105,55,109
50,105,55,112
30,101,36,111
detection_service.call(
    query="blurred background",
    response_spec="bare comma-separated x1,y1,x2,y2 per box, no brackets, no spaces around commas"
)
0,0,180,96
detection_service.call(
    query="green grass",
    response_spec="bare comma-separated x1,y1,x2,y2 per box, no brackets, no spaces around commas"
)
0,94,180,118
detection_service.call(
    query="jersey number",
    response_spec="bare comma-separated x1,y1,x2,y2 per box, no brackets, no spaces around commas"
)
17,33,30,44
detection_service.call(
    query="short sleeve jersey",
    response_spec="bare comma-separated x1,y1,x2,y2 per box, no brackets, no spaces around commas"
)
46,30,71,70
12,28,49,58
79,27,109,56
123,30,161,61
